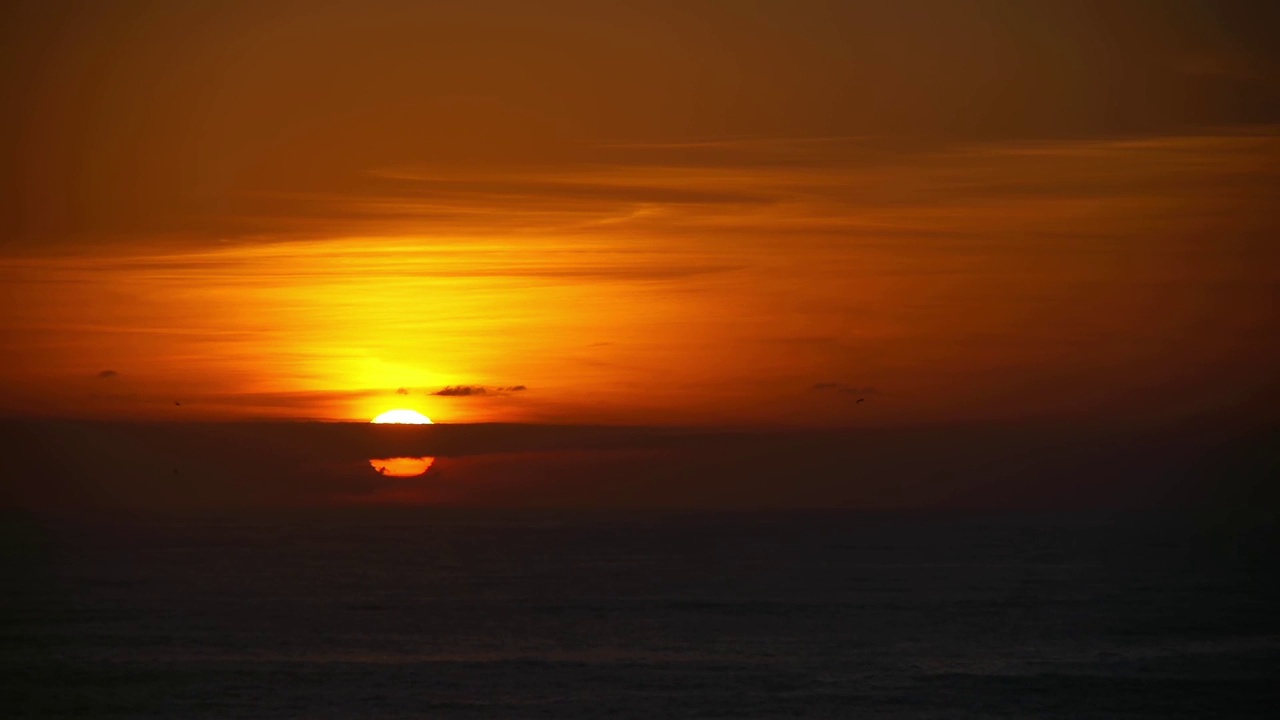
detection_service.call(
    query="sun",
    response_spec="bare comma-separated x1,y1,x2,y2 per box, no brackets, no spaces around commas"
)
371,409,433,424
369,456,436,477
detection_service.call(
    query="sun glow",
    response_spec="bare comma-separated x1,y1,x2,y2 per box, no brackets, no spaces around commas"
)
371,409,433,424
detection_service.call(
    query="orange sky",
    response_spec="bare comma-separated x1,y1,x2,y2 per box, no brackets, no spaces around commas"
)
2,1,1278,428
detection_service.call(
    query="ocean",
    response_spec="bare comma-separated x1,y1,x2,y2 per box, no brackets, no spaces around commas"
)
3,510,1277,718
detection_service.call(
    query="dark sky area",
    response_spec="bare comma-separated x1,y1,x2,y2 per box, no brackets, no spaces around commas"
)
4,0,1278,250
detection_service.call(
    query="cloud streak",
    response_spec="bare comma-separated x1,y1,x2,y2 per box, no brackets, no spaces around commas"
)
431,386,487,397
431,385,528,397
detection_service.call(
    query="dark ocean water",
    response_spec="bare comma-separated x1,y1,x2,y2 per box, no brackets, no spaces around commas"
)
3,510,1277,718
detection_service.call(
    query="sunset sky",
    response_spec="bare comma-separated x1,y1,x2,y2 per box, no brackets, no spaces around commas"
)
6,10,1278,717
2,0,1278,432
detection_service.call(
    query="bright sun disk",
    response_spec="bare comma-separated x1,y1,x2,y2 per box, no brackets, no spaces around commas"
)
371,409,433,424
369,456,436,477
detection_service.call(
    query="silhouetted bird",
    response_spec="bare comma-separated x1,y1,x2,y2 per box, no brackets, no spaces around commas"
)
174,401,181,406
856,398,865,404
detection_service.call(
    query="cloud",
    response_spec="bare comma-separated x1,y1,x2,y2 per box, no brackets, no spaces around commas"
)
97,370,120,379
430,385,527,397
431,385,487,397
812,382,877,397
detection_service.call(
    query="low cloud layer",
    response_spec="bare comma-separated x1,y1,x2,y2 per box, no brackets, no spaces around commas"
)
4,418,1272,513
97,370,119,379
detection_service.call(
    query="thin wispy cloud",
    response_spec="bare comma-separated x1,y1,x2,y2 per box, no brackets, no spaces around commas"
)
192,129,1280,246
